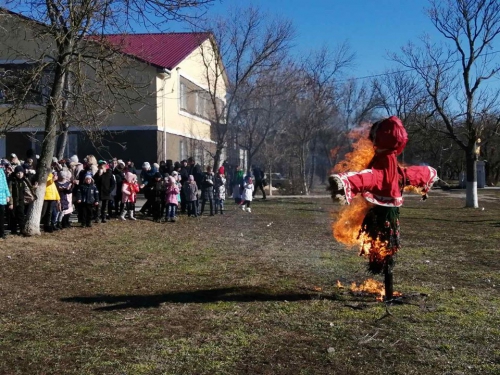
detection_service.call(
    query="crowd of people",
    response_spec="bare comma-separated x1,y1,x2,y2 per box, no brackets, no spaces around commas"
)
0,151,267,239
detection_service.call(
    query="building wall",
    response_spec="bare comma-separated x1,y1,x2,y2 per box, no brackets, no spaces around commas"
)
157,38,227,160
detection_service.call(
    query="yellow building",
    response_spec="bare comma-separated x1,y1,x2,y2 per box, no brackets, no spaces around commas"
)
0,9,228,165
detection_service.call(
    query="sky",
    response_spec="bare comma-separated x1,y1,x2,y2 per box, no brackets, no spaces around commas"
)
193,0,442,81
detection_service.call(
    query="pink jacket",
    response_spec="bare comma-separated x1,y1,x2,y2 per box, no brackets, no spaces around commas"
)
165,184,179,205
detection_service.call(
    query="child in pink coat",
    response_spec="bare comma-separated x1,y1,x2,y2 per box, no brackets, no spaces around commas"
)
165,176,179,222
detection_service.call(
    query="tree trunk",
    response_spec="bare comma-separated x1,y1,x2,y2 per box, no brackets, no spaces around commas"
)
24,51,69,236
56,71,71,160
57,127,68,160
308,139,317,192
465,150,478,208
267,163,272,197
213,144,223,172
299,145,309,195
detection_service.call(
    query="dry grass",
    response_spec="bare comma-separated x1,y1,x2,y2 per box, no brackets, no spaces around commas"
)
0,189,499,374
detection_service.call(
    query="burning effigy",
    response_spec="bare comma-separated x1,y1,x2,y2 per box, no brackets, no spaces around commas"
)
329,116,439,300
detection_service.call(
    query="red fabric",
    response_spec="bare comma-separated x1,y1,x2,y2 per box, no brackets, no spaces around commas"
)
218,166,225,175
372,116,408,155
334,116,407,207
403,166,438,193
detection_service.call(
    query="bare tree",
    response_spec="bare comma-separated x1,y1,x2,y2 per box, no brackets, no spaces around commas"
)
285,45,354,195
392,0,500,207
234,64,296,172
196,5,295,170
0,0,213,235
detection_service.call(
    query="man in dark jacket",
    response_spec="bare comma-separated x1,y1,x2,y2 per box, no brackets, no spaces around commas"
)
179,159,189,213
113,160,126,217
7,166,33,235
252,165,266,200
93,160,115,223
199,166,215,216
187,157,203,215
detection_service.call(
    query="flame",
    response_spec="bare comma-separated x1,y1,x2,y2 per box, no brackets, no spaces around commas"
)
349,279,402,301
333,197,371,246
403,185,423,195
333,125,374,173
358,233,397,265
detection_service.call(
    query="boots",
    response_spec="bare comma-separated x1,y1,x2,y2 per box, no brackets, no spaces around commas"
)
129,210,137,220
120,210,126,220
246,207,251,213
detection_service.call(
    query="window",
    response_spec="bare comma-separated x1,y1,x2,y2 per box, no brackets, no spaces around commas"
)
0,64,54,105
179,76,214,121
180,82,187,110
179,140,187,161
32,132,78,158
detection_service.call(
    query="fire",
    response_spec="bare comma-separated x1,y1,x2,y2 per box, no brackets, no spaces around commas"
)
358,233,397,266
337,279,402,301
333,125,374,174
403,185,422,194
333,197,371,246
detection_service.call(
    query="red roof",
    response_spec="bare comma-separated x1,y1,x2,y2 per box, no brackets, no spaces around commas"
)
104,32,211,70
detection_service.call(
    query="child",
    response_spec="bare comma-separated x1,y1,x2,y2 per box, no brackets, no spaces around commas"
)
121,172,140,220
41,171,61,233
214,166,226,215
171,171,182,218
76,173,99,228
183,175,198,217
241,176,254,213
150,172,166,222
165,176,179,222
55,169,73,229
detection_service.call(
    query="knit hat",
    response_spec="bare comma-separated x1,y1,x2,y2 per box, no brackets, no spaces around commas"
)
69,155,79,164
117,159,125,166
171,171,178,177
188,174,194,182
84,172,93,180
153,163,159,169
98,160,107,165
142,162,150,169
14,165,25,174
10,153,17,159
218,166,225,175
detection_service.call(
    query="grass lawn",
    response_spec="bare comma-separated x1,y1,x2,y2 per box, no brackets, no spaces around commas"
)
0,190,499,374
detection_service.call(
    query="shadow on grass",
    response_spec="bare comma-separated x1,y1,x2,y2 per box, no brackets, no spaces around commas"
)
61,286,334,311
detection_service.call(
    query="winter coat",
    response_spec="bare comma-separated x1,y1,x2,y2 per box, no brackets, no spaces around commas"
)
200,172,214,200
44,173,61,201
94,169,115,200
122,182,139,203
179,167,189,184
76,182,99,204
8,177,27,207
188,163,203,188
183,181,198,201
0,168,11,205
165,184,180,205
151,180,167,202
214,175,226,200
113,168,125,199
56,181,73,213
242,182,254,202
